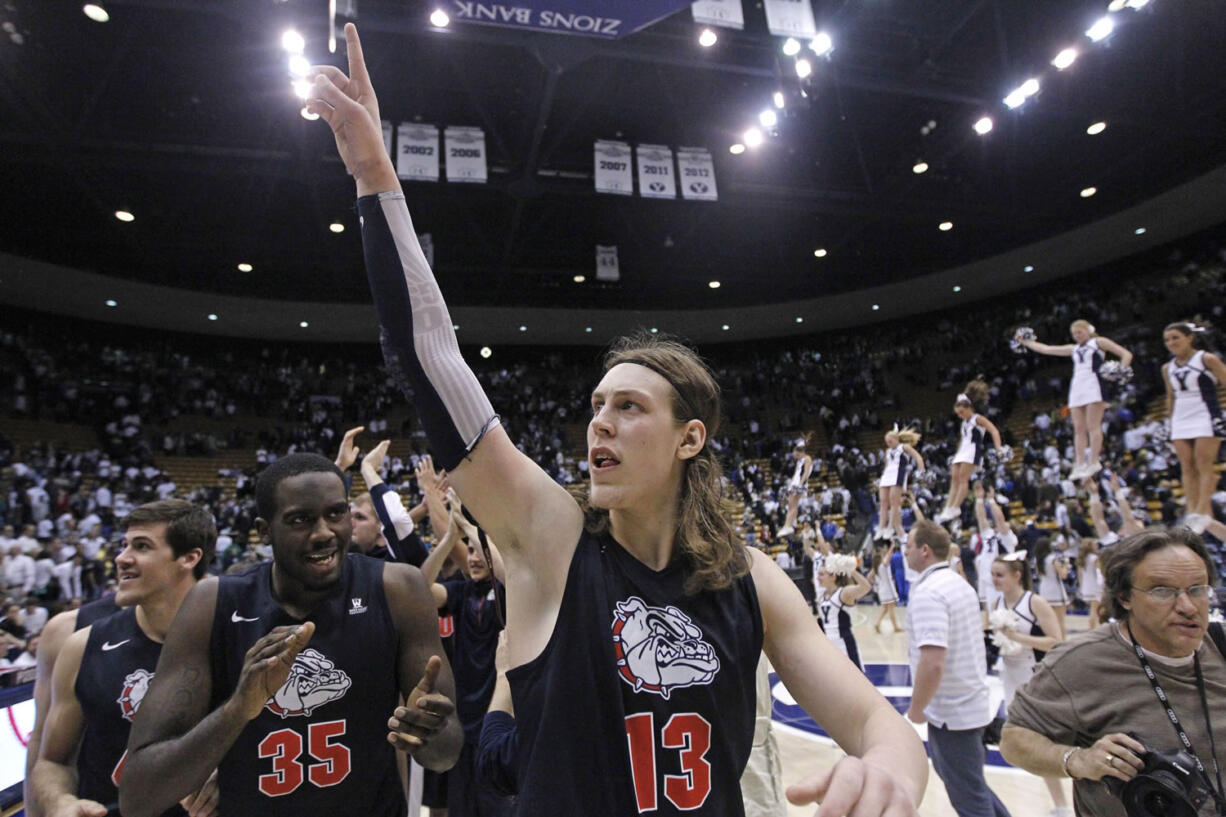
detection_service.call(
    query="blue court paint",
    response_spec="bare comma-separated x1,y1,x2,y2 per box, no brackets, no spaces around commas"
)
770,664,1013,768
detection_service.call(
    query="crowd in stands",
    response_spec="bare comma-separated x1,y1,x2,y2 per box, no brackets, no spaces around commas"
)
2,234,1225,666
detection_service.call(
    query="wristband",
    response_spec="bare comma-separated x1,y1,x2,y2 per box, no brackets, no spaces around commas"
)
1061,747,1079,778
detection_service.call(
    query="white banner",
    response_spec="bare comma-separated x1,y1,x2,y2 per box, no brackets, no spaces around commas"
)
691,0,743,30
596,245,620,281
676,147,718,201
381,120,393,157
762,0,816,38
396,124,440,182
635,143,676,199
444,126,488,183
594,140,634,195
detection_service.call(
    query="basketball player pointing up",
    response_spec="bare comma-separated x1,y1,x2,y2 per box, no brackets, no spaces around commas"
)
307,24,927,816
120,455,462,817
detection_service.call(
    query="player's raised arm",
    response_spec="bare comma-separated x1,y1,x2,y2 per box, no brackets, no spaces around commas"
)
121,580,315,817
306,24,581,560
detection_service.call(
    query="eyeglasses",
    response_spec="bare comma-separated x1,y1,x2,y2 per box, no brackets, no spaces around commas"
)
1133,585,1215,604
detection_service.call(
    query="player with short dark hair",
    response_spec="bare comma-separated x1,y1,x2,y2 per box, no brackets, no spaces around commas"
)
32,499,217,817
119,453,462,817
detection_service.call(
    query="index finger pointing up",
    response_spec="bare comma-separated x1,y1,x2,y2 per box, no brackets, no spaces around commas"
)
344,23,370,87
413,655,443,696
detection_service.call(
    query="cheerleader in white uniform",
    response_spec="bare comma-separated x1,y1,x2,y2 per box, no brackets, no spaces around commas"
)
1162,321,1226,537
936,380,1006,524
1033,536,1069,639
972,482,1016,610
868,541,900,633
778,435,814,537
1015,319,1133,480
989,552,1069,816
874,427,926,541
815,554,872,670
1075,538,1102,627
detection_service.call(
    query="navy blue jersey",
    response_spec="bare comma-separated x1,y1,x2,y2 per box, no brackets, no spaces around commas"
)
208,554,404,817
74,607,180,816
441,577,505,742
507,530,762,816
75,595,121,631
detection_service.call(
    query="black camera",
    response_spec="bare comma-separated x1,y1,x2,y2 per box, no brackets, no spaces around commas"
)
1105,735,1216,817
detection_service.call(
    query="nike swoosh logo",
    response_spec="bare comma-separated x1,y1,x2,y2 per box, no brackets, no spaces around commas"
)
231,611,260,623
101,640,130,651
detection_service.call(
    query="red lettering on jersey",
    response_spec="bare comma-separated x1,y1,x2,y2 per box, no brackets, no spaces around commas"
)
258,721,352,796
625,712,657,812
307,720,351,788
258,729,304,797
624,712,713,812
438,615,454,638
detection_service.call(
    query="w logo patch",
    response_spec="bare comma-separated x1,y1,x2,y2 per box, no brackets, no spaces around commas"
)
611,597,719,700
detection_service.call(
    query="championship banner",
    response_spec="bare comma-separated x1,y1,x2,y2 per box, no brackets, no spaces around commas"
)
446,0,695,39
596,245,620,281
676,147,718,201
395,123,440,182
691,0,743,30
635,144,676,200
594,140,634,196
444,126,488,183
762,0,816,39
381,120,393,157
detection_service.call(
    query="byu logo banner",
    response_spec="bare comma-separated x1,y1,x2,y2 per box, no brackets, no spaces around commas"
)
445,126,488,183
691,0,743,30
596,245,620,282
636,144,676,200
677,147,718,201
594,140,634,196
447,0,696,39
396,124,440,182
762,0,816,38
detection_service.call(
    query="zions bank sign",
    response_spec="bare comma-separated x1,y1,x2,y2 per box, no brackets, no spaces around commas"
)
447,0,695,38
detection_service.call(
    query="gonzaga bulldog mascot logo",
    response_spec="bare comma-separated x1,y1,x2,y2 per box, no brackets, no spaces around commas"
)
612,597,720,699
117,669,154,722
264,648,352,718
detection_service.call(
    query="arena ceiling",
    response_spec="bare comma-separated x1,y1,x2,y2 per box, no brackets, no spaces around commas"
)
1,0,1225,322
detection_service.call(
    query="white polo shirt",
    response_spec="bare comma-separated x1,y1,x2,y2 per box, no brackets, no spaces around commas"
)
905,562,992,730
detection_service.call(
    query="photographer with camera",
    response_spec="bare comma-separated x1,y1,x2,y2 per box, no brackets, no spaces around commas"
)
1000,527,1226,817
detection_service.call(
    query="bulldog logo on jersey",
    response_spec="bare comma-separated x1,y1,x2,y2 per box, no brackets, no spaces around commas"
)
116,668,154,723
264,648,352,718
611,596,720,700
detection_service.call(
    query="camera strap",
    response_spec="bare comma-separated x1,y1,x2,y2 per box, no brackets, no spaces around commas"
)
1128,630,1225,811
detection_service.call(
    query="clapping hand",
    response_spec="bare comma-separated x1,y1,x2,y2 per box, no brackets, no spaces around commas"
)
334,426,364,471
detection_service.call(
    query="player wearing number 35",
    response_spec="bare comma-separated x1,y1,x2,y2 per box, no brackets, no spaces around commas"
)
296,23,927,817
120,454,463,817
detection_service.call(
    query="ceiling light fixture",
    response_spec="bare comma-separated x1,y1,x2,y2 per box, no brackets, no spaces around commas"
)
105,299,117,307
698,28,717,47
480,346,492,358
872,304,879,311
1052,47,1078,70
1135,227,1146,235
743,128,763,147
1080,186,1097,198
795,58,812,79
952,285,962,292
708,280,721,288
585,327,593,333
1086,16,1115,42
1024,265,1035,272
329,222,345,233
289,54,311,76
773,91,785,109
281,29,305,54
813,248,827,258
430,9,451,27
795,317,803,323
939,221,953,231
782,38,801,56
1107,0,1127,9
237,263,253,272
722,324,730,331
300,106,319,121
573,274,586,283
973,116,994,135
208,313,219,321
1004,78,1040,109
809,31,832,56
299,321,309,328
114,210,134,222
912,161,929,174
292,79,312,99
82,4,109,23
1086,121,1107,135
519,325,527,331
759,109,777,128
729,143,745,155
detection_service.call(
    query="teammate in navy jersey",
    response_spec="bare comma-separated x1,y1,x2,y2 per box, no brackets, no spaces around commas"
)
305,24,927,817
1162,320,1226,538
420,498,510,817
32,500,217,817
1014,319,1133,480
120,454,462,817
25,593,120,817
937,380,1006,525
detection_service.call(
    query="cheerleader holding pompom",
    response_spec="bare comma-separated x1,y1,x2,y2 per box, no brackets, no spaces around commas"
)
1013,319,1133,479
777,435,815,537
1161,320,1226,537
935,380,1007,524
815,554,872,671
874,427,926,542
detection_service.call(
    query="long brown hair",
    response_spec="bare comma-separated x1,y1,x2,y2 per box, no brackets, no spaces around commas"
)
582,333,748,594
956,379,990,408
